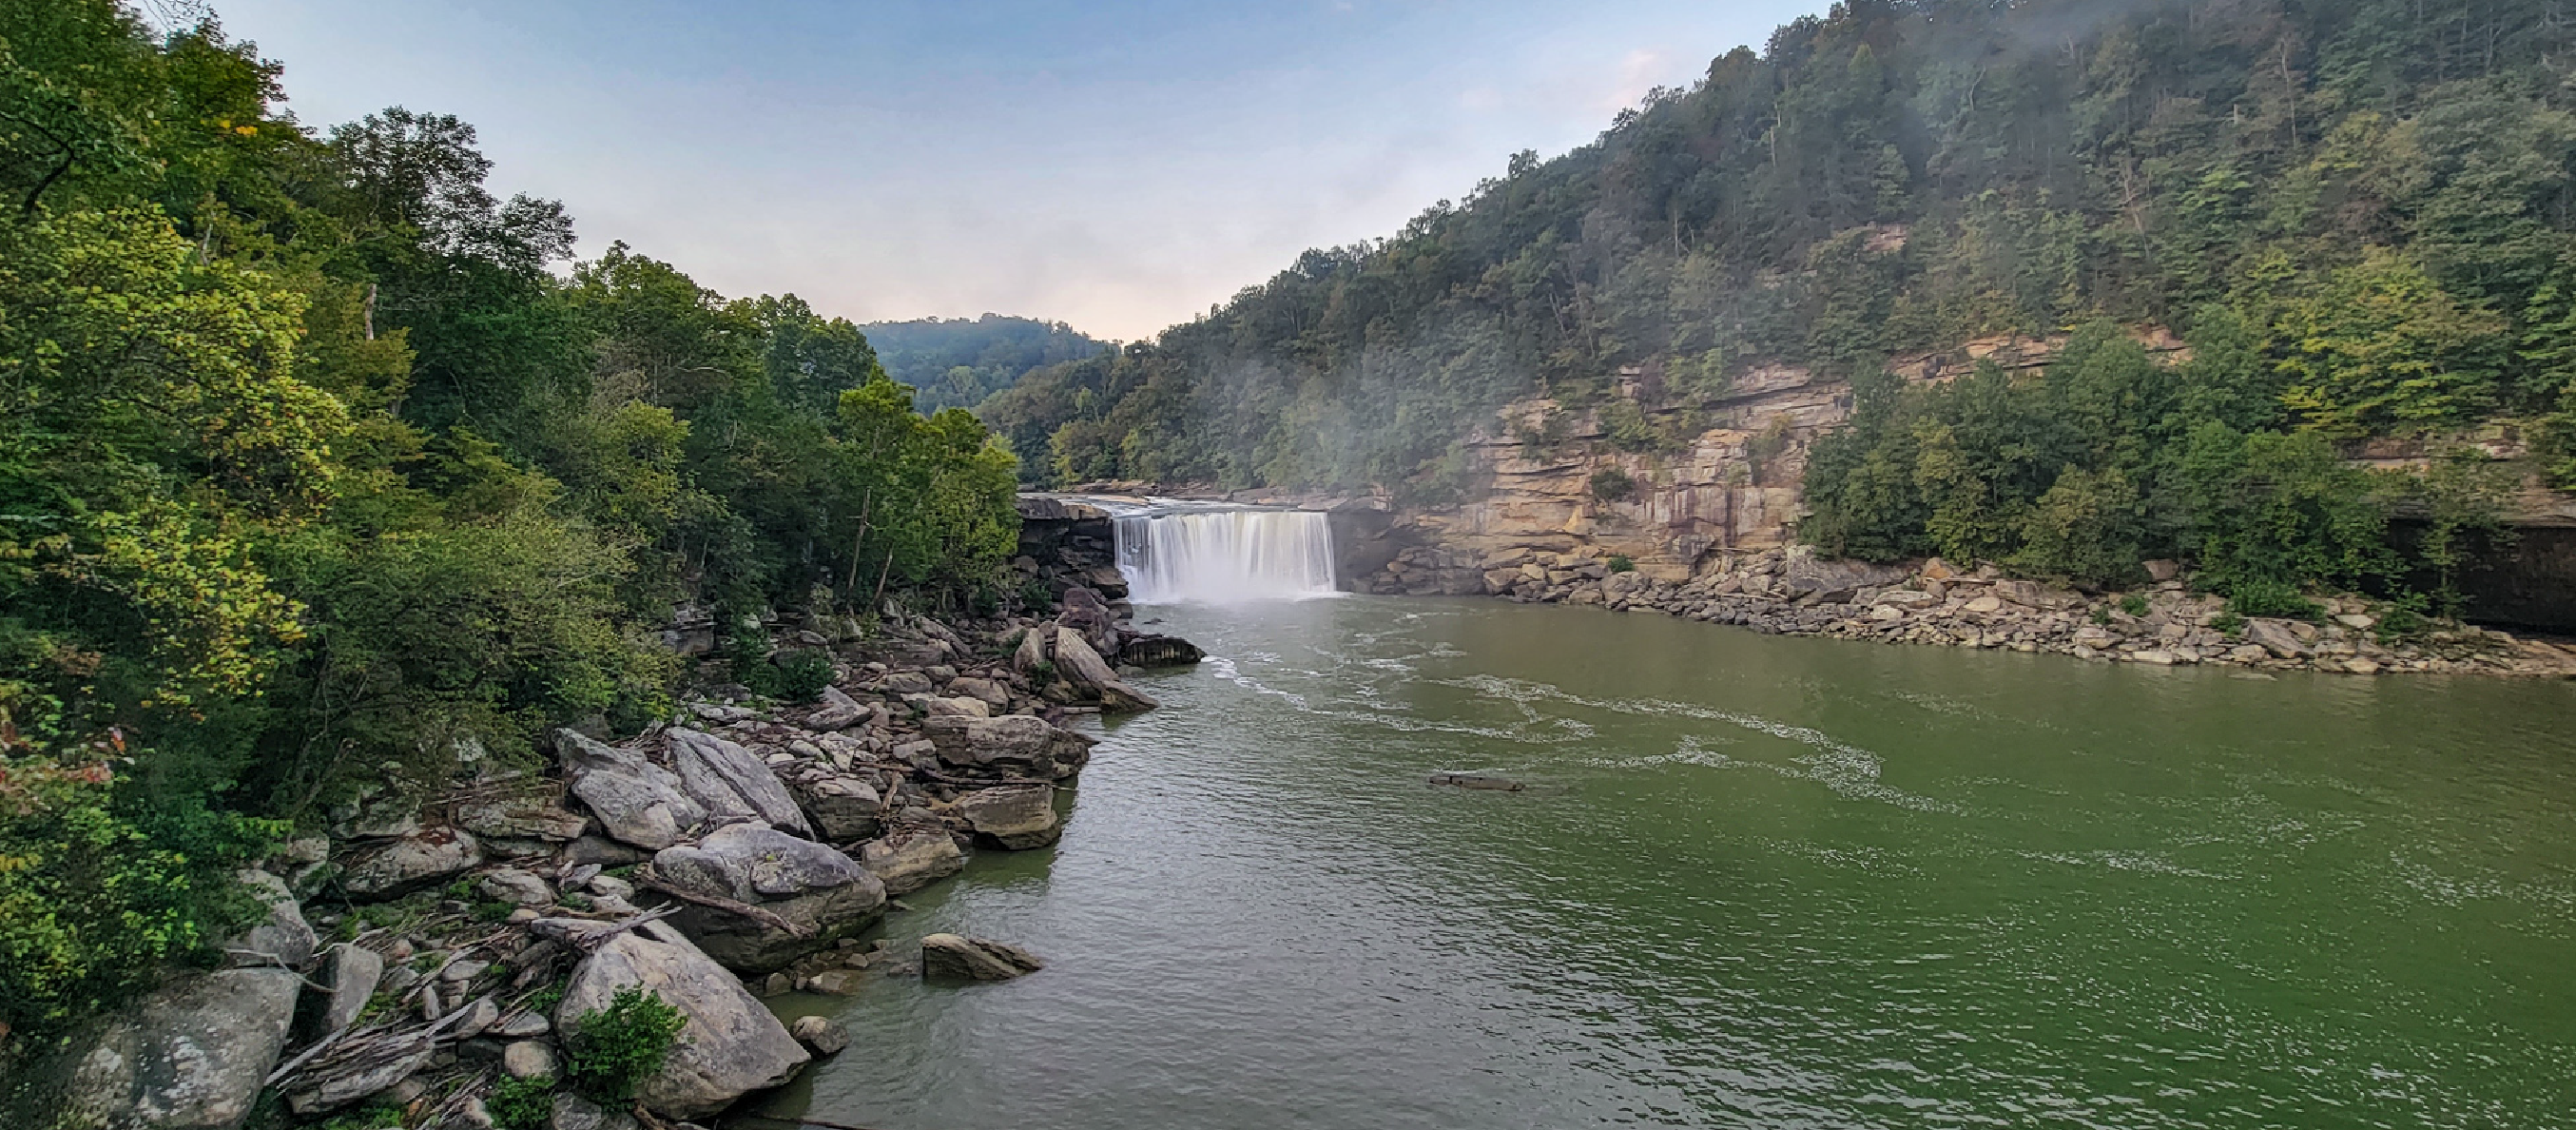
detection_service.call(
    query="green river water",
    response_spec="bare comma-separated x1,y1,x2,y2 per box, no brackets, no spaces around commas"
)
755,595,2576,1129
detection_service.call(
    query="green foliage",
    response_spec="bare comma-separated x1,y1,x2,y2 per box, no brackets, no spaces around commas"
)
488,1075,554,1130
0,756,281,1040
2118,594,2150,618
1588,469,1636,503
2225,578,2323,622
862,315,1110,414
0,0,1027,1043
1606,555,1637,574
2211,611,2246,638
567,985,686,1104
744,651,834,704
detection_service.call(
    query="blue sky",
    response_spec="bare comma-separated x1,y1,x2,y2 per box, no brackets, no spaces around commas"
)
208,0,1824,340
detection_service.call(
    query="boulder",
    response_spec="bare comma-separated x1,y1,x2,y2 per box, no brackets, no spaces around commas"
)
1054,627,1157,712
557,729,708,850
919,934,1044,982
1011,624,1051,676
12,968,302,1129
945,677,1011,708
859,828,968,895
666,728,814,837
1780,547,1911,598
339,828,483,900
804,686,867,731
880,671,937,696
478,868,554,906
549,1092,638,1130
563,834,652,867
1992,579,2083,611
502,1041,556,1080
556,923,809,1120
2245,618,2311,659
922,714,1095,779
456,792,589,843
1872,589,1940,609
1124,633,1205,666
789,1015,850,1056
911,694,992,718
226,867,317,969
952,784,1061,849
652,824,886,973
304,944,386,1039
789,773,884,842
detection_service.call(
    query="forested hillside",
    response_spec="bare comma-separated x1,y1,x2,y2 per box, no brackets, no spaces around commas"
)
0,2,1018,1038
864,314,1110,413
985,0,2576,597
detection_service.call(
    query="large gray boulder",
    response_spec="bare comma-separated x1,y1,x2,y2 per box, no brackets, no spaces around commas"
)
11,968,301,1130
804,686,868,731
557,923,809,1120
652,823,885,972
338,828,482,900
858,828,968,895
557,729,707,850
455,788,590,843
303,944,386,1040
1054,627,1157,711
788,773,884,842
952,784,1060,850
922,714,1095,780
226,868,316,969
666,728,813,837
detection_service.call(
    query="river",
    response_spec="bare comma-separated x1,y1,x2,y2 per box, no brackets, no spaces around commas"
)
755,595,2576,1129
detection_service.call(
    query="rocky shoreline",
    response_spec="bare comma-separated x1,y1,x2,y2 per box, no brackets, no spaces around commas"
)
6,559,1190,1130
1375,542,2576,678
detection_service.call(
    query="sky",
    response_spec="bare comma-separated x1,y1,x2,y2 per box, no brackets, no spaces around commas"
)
203,0,1826,341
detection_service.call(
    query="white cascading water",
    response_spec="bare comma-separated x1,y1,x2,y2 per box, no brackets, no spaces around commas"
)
1114,508,1340,603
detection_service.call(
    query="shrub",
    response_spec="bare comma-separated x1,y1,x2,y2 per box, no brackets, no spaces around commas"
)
2118,594,2149,618
743,651,833,703
1589,469,1636,503
2211,611,2245,637
487,1075,555,1130
1606,555,1637,574
2225,577,2322,620
567,985,687,1103
0,763,281,1041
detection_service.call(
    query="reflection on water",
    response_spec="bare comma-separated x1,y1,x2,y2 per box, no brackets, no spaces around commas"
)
759,596,2576,1129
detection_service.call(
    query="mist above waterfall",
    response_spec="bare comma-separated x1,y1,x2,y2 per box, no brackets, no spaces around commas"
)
1115,508,1340,603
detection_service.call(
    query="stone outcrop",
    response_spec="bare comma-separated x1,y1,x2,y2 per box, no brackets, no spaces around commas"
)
557,923,810,1120
558,729,708,850
951,783,1061,849
919,934,1045,982
923,714,1095,780
859,828,969,895
665,727,814,837
11,968,302,1130
652,823,887,973
1461,547,2576,677
337,827,482,900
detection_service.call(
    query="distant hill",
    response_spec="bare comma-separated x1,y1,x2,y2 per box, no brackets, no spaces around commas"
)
861,314,1112,413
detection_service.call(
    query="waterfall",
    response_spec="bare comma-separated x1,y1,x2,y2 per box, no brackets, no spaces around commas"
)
1114,507,1340,603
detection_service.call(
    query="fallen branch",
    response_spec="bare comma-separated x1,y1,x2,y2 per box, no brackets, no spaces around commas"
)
636,871,811,938
527,904,682,952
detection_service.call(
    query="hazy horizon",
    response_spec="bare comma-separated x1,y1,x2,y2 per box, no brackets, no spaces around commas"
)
203,0,1824,341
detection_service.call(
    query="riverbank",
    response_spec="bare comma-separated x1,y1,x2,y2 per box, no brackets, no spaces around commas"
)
1370,542,2576,678
2,561,1191,1129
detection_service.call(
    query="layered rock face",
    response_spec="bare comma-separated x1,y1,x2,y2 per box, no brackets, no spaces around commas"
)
1356,334,2164,592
